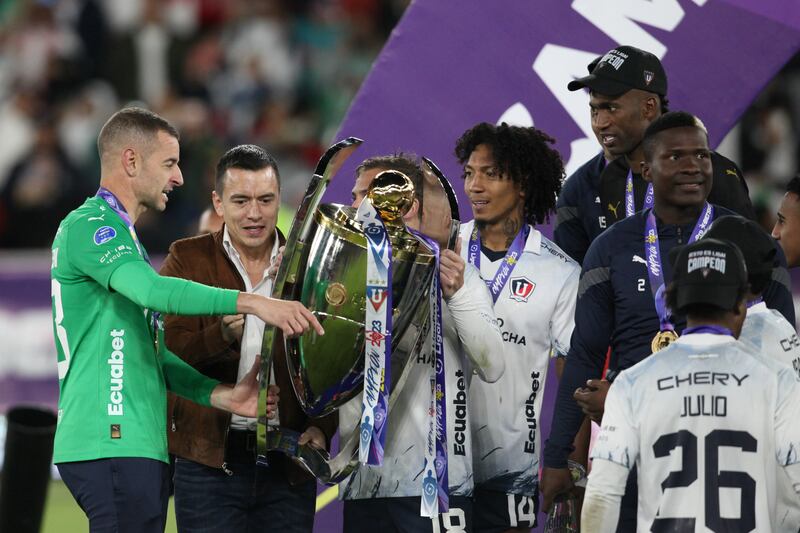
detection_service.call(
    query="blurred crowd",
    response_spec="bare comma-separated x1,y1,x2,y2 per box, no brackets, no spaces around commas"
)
0,0,407,251
0,0,798,252
738,53,800,233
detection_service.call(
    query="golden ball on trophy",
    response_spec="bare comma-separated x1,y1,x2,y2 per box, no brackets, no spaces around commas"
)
367,170,415,222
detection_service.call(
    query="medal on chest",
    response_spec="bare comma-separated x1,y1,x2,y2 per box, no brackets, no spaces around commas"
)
643,204,714,353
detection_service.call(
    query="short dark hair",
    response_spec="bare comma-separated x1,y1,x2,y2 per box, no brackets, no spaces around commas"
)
97,107,179,159
642,111,708,161
356,153,425,213
786,175,800,197
215,144,280,195
455,122,564,226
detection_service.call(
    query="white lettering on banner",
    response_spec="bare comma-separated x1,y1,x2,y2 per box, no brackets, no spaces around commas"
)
497,103,533,128
572,0,687,57
108,329,125,416
516,1,709,174
531,45,603,175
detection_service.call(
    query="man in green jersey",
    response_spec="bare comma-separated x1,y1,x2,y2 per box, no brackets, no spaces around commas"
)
50,107,324,533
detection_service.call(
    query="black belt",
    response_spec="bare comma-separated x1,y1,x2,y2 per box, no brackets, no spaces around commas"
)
226,429,257,459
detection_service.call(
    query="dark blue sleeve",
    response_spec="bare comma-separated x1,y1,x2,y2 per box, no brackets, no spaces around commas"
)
543,235,615,468
764,242,796,328
554,170,591,264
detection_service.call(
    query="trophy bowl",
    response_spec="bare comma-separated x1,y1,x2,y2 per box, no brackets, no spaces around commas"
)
285,202,435,417
256,139,460,483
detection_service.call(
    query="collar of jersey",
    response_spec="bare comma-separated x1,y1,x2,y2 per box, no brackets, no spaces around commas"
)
674,332,736,347
746,301,768,314
463,220,541,255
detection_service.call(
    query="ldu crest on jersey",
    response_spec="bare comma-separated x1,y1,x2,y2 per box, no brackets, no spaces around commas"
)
509,277,536,302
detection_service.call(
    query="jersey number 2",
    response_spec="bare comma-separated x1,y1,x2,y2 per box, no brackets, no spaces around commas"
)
652,429,756,532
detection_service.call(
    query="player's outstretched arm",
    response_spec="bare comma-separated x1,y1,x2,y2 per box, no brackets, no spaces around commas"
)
108,262,324,338
236,293,324,338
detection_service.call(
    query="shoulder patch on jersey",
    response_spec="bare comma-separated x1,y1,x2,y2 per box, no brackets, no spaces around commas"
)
509,277,536,302
93,226,117,245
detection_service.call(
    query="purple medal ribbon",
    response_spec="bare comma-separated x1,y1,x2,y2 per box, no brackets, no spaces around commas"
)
624,170,654,218
467,224,528,303
410,229,449,516
96,187,149,263
644,203,714,333
683,325,734,336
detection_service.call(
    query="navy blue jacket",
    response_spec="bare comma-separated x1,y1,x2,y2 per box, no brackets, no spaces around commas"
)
553,153,606,265
600,153,756,227
554,152,755,265
543,206,794,468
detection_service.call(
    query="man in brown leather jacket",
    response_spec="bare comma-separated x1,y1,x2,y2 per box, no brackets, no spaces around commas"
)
160,144,336,532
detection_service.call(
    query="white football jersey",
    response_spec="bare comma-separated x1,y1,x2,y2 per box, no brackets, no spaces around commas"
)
341,264,503,499
740,301,800,531
740,302,800,378
459,221,579,494
593,333,800,532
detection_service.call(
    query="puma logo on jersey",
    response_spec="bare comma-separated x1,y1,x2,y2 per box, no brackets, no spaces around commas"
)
88,216,105,221
608,201,621,219
725,169,738,177
632,255,647,265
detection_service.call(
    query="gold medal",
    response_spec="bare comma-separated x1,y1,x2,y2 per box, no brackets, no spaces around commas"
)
651,330,679,352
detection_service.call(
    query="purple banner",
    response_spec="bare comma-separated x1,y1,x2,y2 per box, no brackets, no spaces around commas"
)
329,0,800,208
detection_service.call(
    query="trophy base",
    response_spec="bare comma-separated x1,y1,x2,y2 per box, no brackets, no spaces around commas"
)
258,427,338,483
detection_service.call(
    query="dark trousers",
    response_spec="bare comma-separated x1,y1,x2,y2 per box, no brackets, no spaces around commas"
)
173,431,316,533
58,457,169,533
344,495,473,533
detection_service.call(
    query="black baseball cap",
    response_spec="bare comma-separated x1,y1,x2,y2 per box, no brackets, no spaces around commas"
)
568,45,667,96
670,238,748,313
703,216,777,279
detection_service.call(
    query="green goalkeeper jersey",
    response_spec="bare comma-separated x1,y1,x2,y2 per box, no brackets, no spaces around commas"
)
50,196,236,464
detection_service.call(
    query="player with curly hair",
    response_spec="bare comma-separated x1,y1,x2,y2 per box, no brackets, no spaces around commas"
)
455,122,582,532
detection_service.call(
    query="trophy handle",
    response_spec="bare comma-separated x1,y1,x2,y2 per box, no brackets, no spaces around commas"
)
421,156,461,250
278,136,364,291
421,156,460,224
257,137,363,462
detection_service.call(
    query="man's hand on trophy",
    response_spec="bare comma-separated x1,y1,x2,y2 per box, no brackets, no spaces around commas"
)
298,426,326,450
210,356,275,418
439,239,465,299
237,293,325,338
267,246,285,281
220,314,245,344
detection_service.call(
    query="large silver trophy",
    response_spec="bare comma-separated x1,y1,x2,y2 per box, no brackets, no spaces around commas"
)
256,138,460,483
